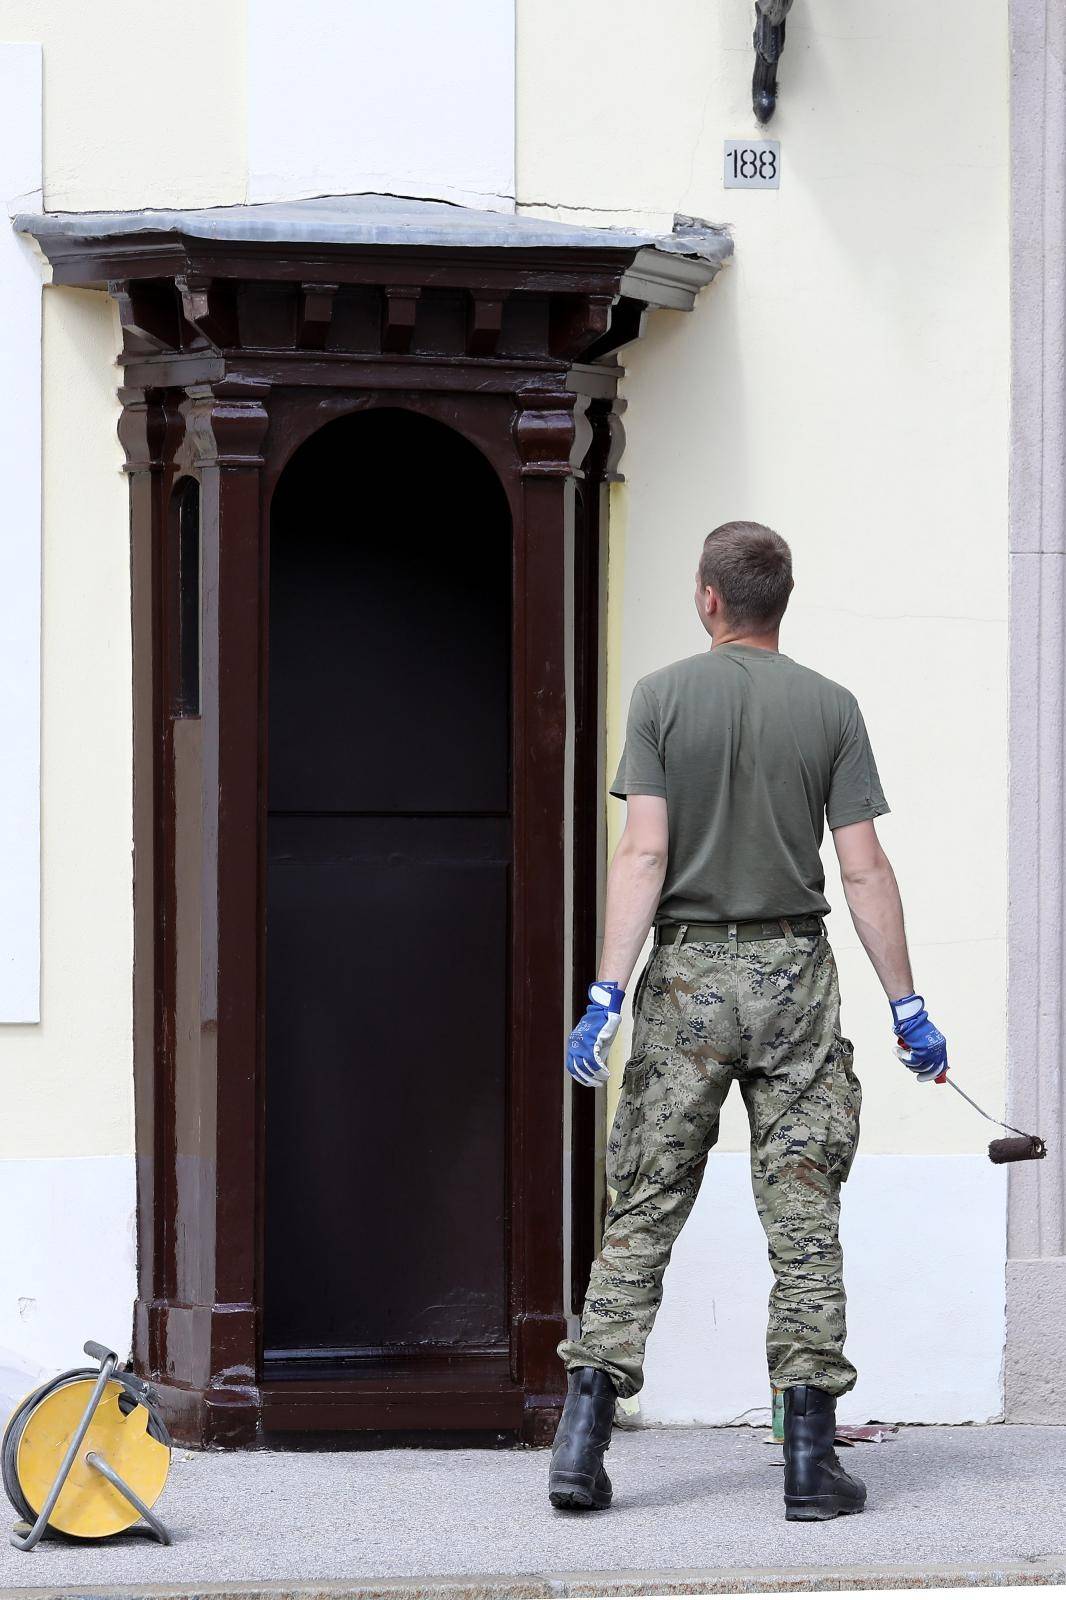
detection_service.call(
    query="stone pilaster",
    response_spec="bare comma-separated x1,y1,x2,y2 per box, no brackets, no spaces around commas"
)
1006,0,1066,1420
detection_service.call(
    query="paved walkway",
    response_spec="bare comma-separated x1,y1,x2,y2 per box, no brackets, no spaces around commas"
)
1,1426,1064,1597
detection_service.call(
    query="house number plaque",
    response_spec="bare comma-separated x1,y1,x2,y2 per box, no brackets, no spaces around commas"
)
723,140,780,189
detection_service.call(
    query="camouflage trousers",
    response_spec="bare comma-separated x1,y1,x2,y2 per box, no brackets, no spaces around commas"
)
558,924,862,1399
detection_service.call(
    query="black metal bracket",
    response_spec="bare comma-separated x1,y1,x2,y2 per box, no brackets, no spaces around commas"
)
753,0,795,124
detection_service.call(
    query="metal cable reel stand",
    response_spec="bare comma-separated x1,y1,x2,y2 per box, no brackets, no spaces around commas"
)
2,1340,173,1550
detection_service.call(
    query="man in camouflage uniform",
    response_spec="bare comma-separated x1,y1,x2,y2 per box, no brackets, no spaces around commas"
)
548,521,948,1520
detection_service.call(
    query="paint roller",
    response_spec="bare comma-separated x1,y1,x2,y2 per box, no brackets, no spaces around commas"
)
927,1068,1046,1163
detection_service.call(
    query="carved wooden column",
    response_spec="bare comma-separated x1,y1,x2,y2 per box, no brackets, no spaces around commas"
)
118,388,175,1382
511,387,593,1440
162,377,271,1443
568,396,627,1317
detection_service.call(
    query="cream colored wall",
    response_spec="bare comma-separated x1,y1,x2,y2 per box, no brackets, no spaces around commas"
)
0,0,247,210
0,1,248,1168
0,0,1008,1391
0,288,132,1159
519,0,1010,1158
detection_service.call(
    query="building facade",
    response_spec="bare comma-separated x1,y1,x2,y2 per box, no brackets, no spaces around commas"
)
0,0,1059,1441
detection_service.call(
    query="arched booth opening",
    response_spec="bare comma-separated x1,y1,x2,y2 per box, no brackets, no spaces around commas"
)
14,194,729,1445
264,410,514,1372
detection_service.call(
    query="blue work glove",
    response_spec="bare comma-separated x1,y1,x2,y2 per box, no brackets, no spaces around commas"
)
566,981,625,1088
890,993,948,1083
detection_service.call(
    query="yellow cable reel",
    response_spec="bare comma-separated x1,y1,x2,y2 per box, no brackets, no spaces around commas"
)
3,1342,172,1549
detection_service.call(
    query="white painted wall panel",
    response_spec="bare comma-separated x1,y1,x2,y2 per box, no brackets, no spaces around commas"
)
0,1155,137,1413
248,0,515,210
639,1154,1005,1426
0,42,42,1022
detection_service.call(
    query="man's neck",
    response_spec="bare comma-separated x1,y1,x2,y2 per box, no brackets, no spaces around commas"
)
712,629,780,651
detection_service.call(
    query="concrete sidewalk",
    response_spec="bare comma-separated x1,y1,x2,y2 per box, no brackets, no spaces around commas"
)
1,1425,1064,1598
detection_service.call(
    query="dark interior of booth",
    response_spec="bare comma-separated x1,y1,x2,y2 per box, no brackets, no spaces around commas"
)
263,408,514,1374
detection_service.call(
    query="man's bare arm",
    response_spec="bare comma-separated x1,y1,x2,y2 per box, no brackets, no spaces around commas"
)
832,819,913,1001
597,795,669,989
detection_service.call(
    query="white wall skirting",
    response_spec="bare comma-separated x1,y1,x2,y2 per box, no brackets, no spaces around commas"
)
1006,0,1066,1420
636,1154,1005,1428
0,1155,137,1422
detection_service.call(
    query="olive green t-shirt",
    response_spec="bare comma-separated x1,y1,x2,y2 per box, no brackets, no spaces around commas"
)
611,643,889,923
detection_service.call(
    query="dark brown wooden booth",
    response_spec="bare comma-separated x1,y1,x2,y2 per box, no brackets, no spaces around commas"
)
19,196,729,1447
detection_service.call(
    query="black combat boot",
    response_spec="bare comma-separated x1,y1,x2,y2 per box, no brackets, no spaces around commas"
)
548,1366,616,1510
783,1385,867,1520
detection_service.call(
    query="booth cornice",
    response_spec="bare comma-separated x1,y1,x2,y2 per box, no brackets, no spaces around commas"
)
14,194,731,368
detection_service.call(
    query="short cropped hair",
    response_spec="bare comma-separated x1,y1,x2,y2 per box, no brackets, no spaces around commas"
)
698,521,794,629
